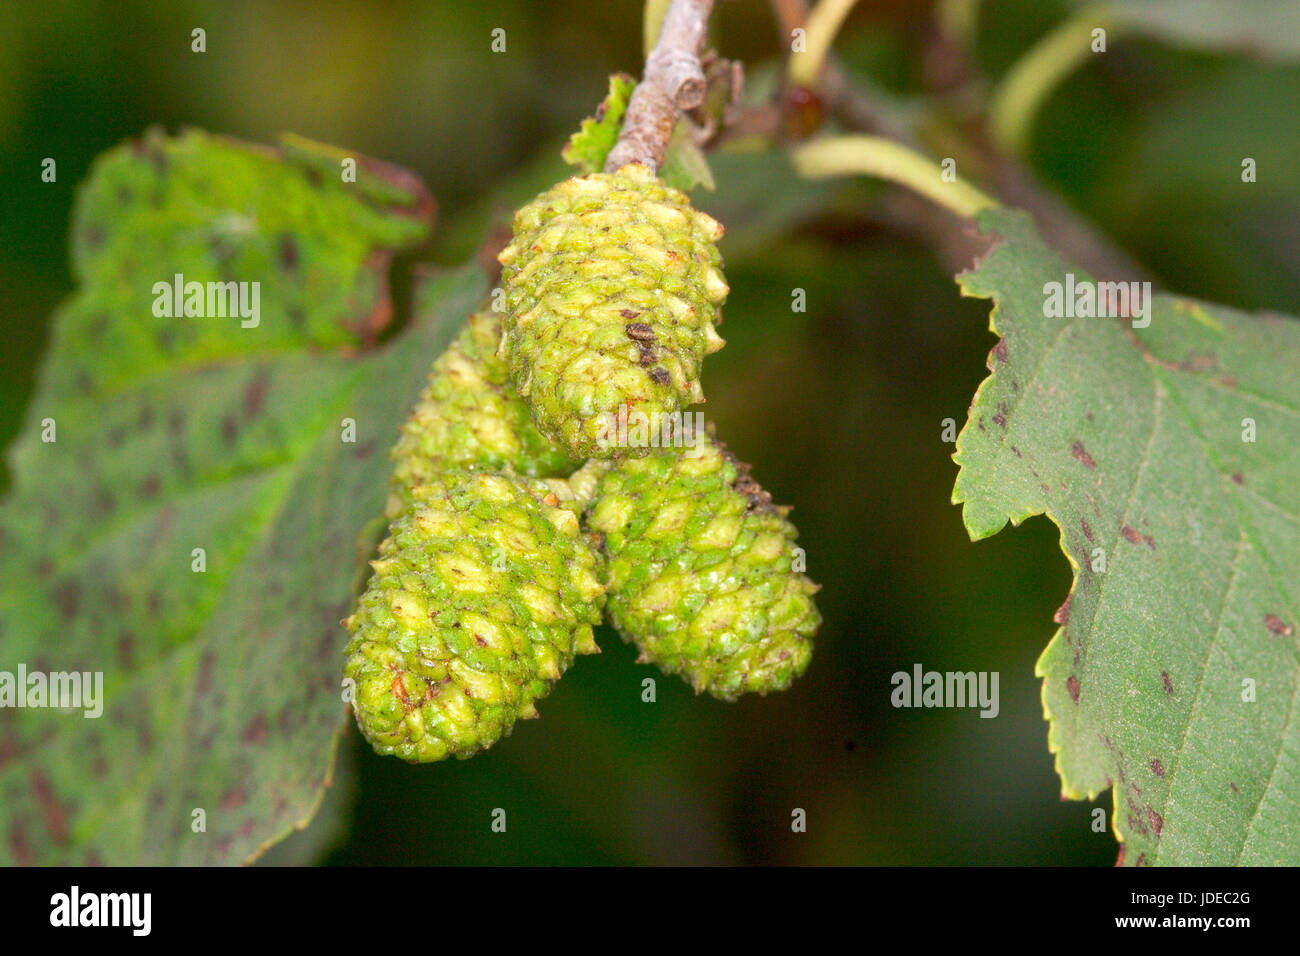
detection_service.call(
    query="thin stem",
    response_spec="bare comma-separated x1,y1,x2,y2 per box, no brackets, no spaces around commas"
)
788,0,861,87
606,0,714,173
989,5,1119,155
816,50,1151,282
769,0,807,40
935,0,980,49
792,135,999,218
643,0,672,57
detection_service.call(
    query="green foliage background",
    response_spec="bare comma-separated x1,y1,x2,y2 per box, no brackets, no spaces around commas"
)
3,0,1296,865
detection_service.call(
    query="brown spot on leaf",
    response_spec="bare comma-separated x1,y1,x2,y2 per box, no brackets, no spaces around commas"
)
156,325,180,356
1230,782,1239,794
1115,845,1125,867
624,323,655,342
1010,446,1021,457
222,415,238,444
241,714,268,745
51,580,80,620
278,234,299,271
648,368,670,385
1066,675,1081,703
95,487,116,515
1071,441,1096,469
992,338,1008,363
238,818,255,839
244,373,269,419
1147,807,1163,838
9,824,33,866
1054,594,1072,625
1266,614,1294,636
1150,759,1165,778
221,787,247,812
1121,524,1142,544
140,474,161,498
1081,517,1094,542
197,651,216,696
0,733,20,771
118,632,135,668
619,309,644,320
1162,671,1174,696
1231,471,1244,485
30,770,69,844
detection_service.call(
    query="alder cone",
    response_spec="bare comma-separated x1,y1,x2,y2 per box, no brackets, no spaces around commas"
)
386,310,578,517
585,433,820,700
344,473,604,763
498,163,728,460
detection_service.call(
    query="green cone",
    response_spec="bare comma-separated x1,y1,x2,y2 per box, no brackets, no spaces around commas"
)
584,433,820,700
386,310,579,517
498,163,729,460
344,472,605,763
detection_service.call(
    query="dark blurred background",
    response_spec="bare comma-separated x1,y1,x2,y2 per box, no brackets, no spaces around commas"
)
4,0,1297,865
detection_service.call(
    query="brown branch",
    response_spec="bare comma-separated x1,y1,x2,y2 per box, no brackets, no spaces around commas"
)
605,0,714,173
769,0,807,39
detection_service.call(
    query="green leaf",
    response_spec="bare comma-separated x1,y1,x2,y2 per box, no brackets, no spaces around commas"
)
561,73,636,174
659,119,716,193
1103,0,1300,60
0,128,484,864
952,208,1300,865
